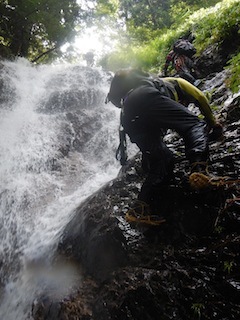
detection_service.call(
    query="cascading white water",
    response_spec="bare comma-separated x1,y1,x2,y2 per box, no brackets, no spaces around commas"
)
0,58,123,319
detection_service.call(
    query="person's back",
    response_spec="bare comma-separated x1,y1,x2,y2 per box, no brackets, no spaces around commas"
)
173,39,196,58
163,38,199,85
83,51,94,67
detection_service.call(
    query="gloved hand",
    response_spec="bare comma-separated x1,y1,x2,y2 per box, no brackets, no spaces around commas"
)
208,122,224,142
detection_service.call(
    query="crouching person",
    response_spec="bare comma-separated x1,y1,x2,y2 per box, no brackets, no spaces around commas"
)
106,69,223,225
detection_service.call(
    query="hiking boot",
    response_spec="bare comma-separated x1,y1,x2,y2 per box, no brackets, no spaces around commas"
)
125,200,166,226
189,161,211,190
190,161,208,175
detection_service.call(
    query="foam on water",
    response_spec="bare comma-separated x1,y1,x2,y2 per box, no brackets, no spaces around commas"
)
0,58,122,319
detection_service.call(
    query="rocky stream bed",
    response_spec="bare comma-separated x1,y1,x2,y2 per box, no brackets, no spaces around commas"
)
32,63,240,319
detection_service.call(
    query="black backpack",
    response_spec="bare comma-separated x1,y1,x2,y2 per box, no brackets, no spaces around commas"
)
173,39,197,58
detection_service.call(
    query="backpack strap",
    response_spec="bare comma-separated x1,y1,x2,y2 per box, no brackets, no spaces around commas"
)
115,108,128,166
153,78,171,98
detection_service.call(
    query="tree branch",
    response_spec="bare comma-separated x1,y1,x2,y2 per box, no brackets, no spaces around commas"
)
31,46,58,63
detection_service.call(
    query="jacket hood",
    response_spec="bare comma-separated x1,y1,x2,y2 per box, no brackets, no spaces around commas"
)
107,69,152,108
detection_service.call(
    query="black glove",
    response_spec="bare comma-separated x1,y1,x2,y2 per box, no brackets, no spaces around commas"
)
208,123,224,142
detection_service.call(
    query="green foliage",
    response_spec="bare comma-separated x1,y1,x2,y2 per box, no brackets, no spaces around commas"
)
227,146,233,153
223,260,234,274
1,0,239,88
101,0,240,95
99,34,165,72
169,1,197,27
191,303,205,319
226,53,240,93
0,0,80,62
169,0,220,27
119,0,171,30
192,0,240,53
214,225,224,234
99,43,150,71
95,0,119,16
126,25,163,44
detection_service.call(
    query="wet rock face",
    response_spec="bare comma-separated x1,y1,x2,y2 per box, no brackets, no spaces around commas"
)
58,192,129,281
38,66,107,114
195,27,240,77
93,230,240,320
195,44,224,77
32,65,240,319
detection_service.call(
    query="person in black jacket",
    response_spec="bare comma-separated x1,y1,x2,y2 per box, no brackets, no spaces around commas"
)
106,69,223,220
163,38,201,85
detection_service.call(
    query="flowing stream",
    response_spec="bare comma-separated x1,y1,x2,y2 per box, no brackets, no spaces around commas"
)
0,58,122,319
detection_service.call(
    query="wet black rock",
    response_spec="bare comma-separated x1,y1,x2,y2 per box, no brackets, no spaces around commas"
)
32,58,240,320
195,25,240,77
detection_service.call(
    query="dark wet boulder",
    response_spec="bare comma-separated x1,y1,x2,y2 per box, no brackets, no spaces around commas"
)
58,180,132,281
226,94,240,122
38,67,107,114
195,25,240,77
32,56,240,320
33,133,240,320
195,44,225,77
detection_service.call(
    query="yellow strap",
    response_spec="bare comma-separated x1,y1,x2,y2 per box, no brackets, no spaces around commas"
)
125,201,166,226
126,211,166,226
189,172,240,190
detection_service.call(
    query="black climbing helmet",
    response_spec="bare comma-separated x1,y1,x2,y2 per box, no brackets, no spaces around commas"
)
106,69,151,108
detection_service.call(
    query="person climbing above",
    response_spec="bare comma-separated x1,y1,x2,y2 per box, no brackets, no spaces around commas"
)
163,37,201,86
83,51,94,67
106,69,223,225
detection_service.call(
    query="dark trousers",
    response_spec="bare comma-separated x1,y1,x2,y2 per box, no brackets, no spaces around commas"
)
178,71,196,84
136,134,174,211
123,86,209,210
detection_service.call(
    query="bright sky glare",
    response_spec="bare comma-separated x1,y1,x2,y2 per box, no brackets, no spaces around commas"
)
74,0,116,55
61,25,118,65
73,26,115,55
60,0,120,63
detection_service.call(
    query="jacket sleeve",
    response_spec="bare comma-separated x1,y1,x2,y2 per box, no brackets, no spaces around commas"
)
176,78,216,127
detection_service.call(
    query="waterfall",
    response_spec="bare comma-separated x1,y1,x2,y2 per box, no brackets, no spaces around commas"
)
0,58,121,319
